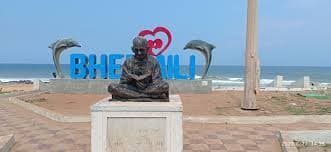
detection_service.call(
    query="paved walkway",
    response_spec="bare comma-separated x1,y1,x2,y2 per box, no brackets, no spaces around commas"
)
0,99,330,152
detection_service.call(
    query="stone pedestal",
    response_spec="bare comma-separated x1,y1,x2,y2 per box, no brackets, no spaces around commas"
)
91,95,183,152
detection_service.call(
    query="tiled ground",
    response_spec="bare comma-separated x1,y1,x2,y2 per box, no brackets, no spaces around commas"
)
184,125,280,152
0,99,330,152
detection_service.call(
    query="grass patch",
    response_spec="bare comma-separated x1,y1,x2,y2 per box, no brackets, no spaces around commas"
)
0,91,10,94
296,143,331,152
270,96,288,104
215,107,225,115
285,103,331,115
285,106,306,115
24,98,47,103
271,96,288,101
0,88,5,94
316,105,331,115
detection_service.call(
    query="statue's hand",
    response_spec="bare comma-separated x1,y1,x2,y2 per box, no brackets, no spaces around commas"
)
136,81,147,89
136,71,152,81
127,74,139,82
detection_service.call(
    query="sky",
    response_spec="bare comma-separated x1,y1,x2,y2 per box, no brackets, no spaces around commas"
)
0,0,330,66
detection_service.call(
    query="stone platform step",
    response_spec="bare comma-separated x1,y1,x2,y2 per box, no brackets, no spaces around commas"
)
0,134,15,152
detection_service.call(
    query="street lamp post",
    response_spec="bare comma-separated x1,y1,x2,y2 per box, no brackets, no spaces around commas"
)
242,0,260,110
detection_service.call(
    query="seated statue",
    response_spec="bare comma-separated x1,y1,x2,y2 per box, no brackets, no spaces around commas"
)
108,36,169,101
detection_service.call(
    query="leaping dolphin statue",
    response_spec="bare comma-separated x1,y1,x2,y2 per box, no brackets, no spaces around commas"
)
49,38,81,78
184,40,215,79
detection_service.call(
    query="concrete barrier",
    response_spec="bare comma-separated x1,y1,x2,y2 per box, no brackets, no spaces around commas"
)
41,79,212,94
291,76,311,88
32,79,40,91
267,75,283,88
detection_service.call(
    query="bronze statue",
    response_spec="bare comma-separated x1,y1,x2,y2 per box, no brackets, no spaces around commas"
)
108,36,169,101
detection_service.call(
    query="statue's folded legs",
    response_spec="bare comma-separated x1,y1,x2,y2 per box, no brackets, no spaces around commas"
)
140,81,169,97
108,81,169,99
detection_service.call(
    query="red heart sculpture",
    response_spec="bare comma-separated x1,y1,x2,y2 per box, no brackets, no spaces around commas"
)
138,26,172,56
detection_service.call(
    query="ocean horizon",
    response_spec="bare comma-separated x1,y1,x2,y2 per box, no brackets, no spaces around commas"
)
0,64,330,87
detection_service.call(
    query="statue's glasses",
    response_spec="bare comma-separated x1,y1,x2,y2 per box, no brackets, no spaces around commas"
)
133,47,147,52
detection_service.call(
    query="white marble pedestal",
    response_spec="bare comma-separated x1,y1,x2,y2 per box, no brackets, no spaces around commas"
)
91,95,183,152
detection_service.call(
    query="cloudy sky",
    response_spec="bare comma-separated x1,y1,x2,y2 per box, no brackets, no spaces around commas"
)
0,0,330,66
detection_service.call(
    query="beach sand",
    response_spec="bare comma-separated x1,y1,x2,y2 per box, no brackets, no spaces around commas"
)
20,90,331,116
0,83,33,93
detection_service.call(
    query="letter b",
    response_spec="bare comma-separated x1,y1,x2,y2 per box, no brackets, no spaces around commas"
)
70,54,88,79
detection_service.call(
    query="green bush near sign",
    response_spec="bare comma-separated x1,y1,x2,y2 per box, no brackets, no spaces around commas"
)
302,93,331,99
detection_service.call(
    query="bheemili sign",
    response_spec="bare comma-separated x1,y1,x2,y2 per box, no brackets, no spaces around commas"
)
49,26,215,81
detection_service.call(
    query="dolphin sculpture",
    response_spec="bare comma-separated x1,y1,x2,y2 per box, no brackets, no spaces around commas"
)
184,40,215,79
49,38,81,78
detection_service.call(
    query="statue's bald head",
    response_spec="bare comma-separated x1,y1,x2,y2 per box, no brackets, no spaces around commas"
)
132,36,148,48
132,36,149,60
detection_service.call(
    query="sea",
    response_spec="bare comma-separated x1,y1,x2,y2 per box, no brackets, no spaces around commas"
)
0,64,330,87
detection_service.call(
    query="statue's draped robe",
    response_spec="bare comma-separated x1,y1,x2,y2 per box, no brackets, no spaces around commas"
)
110,56,169,99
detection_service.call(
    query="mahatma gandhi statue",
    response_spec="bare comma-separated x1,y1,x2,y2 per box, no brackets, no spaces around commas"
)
108,36,169,101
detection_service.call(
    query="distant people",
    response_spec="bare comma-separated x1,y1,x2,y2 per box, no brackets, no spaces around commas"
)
52,72,57,78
